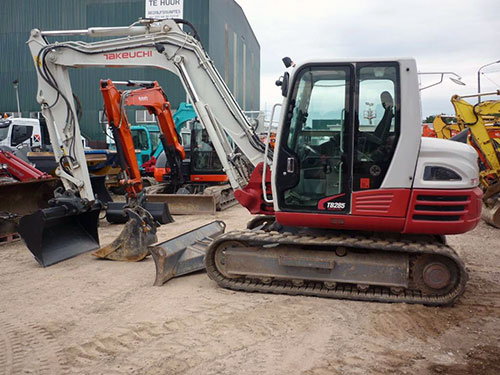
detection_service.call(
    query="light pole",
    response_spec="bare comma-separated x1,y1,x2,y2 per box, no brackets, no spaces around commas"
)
12,80,20,116
477,60,500,102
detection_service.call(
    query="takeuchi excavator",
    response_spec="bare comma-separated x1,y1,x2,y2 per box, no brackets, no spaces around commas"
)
25,19,481,305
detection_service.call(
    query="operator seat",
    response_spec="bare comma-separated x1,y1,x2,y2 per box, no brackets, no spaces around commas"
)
373,91,394,143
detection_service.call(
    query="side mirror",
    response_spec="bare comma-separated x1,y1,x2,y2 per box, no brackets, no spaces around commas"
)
281,72,289,97
282,57,294,68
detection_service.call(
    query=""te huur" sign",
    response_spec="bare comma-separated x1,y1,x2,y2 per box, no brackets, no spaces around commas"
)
145,0,183,20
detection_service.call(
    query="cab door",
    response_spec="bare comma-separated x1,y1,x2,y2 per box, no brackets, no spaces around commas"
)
276,64,354,214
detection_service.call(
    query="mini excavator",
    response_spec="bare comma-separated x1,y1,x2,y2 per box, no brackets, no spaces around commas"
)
24,19,481,304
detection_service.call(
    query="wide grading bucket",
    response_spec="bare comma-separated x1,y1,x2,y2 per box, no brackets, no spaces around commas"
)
146,194,216,215
149,220,226,286
19,205,100,267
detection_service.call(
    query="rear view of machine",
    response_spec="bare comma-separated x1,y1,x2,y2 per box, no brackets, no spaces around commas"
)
0,148,58,243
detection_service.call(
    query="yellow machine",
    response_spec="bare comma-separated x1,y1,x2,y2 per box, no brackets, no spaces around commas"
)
451,90,500,227
432,115,465,139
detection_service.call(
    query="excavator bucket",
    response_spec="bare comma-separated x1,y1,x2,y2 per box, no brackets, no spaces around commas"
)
149,220,226,286
19,205,100,267
93,207,158,261
482,200,500,228
481,183,500,228
106,201,174,224
146,194,217,215
0,178,59,217
90,175,113,204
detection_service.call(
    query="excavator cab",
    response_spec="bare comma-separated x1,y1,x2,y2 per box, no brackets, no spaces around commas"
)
190,122,225,178
275,63,400,218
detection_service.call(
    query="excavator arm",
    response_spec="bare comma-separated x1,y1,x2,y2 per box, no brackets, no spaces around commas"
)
122,81,186,188
452,91,500,227
100,79,144,198
27,19,268,200
452,92,500,174
23,19,268,265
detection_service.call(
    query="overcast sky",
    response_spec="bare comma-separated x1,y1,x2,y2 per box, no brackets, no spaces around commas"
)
235,0,500,119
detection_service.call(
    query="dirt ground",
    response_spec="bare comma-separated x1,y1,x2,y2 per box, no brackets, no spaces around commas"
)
0,205,499,375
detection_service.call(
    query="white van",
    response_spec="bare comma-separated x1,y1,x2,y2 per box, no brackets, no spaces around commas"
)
0,118,43,148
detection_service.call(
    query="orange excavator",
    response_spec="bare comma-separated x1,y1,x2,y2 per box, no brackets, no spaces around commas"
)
93,79,178,260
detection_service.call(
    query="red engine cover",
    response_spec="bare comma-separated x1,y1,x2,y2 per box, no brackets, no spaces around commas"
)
276,187,482,235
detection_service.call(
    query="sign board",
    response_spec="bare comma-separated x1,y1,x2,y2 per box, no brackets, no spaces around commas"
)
145,0,183,20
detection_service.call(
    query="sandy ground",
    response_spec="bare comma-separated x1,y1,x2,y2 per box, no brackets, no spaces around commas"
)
0,205,499,375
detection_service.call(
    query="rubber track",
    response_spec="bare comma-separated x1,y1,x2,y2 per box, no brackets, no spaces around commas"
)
205,229,468,306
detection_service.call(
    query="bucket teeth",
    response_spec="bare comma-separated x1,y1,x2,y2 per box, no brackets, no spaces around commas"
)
93,207,158,261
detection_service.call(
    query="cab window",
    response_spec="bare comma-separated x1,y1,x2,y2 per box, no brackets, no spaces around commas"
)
11,125,33,146
284,67,350,209
131,129,150,150
354,64,400,191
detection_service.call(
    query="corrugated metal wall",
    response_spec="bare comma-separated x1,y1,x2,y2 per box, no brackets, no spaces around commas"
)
209,0,260,112
0,0,259,141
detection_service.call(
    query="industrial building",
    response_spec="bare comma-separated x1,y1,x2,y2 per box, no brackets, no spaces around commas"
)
0,0,260,144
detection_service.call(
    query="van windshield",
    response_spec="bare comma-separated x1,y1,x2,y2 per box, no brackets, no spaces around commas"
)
0,121,10,141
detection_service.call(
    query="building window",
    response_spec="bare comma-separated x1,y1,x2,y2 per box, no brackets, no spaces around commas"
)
242,40,247,110
29,111,43,119
136,110,155,123
233,32,238,98
251,52,255,111
99,110,108,124
224,23,229,84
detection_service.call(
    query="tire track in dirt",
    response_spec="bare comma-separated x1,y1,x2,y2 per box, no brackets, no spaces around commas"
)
64,297,338,374
0,321,68,375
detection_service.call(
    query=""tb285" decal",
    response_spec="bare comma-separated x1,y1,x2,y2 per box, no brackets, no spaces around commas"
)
326,202,346,210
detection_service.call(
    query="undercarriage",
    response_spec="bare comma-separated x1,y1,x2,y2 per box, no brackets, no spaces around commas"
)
205,220,467,306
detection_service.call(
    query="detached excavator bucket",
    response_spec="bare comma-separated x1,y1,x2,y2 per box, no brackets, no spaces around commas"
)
93,207,158,261
149,220,226,286
482,200,500,228
19,205,100,267
90,175,113,204
146,194,217,215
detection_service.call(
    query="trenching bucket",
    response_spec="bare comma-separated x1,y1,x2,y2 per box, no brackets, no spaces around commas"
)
106,201,173,224
19,205,100,267
93,207,158,261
